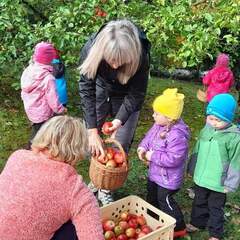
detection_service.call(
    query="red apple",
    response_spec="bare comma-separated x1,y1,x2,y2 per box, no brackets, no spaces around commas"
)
102,122,113,135
104,230,115,240
127,213,137,221
106,147,115,160
128,218,138,229
141,225,152,234
114,151,125,164
106,160,117,168
103,220,115,231
136,216,146,226
116,234,128,240
118,221,129,230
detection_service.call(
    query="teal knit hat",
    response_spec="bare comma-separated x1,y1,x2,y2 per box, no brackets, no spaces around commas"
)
206,94,237,122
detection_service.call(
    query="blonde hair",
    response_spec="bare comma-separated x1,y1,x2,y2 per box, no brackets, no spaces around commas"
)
32,115,88,166
80,19,142,84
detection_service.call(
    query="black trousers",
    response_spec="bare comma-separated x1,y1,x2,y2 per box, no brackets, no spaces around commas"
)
25,121,45,150
51,220,78,240
147,180,186,231
190,185,226,239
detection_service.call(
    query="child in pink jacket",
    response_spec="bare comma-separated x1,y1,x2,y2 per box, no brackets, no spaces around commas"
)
203,53,234,102
0,115,104,240
21,42,66,147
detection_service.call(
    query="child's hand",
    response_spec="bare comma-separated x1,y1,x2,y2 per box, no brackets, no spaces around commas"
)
145,150,154,161
137,147,146,161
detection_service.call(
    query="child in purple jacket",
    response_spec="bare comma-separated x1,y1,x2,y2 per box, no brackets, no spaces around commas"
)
137,88,190,239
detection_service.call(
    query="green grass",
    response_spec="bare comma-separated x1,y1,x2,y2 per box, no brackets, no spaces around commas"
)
1,74,240,239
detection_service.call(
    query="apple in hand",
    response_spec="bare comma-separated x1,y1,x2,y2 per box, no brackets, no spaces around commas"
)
102,122,113,135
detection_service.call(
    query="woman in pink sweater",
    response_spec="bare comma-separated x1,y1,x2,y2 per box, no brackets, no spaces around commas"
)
203,53,234,102
21,42,67,148
0,115,104,240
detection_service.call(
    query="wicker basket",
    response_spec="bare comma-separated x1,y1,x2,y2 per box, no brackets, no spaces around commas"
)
197,89,207,102
100,195,176,240
89,138,129,191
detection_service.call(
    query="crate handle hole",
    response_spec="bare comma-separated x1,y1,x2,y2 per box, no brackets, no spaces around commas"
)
146,208,160,221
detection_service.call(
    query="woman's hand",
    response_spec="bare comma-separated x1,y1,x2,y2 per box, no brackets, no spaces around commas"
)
109,119,122,138
88,128,105,159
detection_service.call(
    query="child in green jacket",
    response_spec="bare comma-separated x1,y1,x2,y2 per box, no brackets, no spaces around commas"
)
187,93,240,240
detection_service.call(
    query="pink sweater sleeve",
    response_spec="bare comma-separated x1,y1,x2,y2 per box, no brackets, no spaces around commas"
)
45,75,65,114
70,176,104,240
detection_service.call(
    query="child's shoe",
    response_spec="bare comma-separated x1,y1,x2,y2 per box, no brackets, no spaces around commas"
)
186,223,199,233
98,189,114,206
174,228,187,239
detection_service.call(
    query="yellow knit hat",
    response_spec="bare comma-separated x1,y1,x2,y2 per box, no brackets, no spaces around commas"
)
152,88,184,120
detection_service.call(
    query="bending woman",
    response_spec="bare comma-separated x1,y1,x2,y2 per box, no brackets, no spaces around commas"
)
79,19,151,205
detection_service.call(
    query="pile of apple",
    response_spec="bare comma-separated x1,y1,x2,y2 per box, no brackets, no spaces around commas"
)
98,147,127,168
98,122,127,169
102,211,154,240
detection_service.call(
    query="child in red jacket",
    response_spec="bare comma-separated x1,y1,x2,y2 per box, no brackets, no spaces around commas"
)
203,53,234,102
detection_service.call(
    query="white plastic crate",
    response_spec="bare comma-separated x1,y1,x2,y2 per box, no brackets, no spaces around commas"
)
100,195,176,240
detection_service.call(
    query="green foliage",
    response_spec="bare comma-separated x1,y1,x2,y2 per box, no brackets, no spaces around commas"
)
1,0,240,82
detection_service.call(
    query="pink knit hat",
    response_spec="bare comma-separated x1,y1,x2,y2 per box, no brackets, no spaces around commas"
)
33,42,58,64
215,53,229,67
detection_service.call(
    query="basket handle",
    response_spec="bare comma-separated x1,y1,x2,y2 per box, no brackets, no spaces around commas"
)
104,138,127,163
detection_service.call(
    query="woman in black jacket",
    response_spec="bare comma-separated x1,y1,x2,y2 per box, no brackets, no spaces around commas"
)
79,19,151,205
